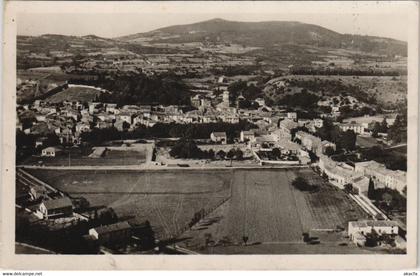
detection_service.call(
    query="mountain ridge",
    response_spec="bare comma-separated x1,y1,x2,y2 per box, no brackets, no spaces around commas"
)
115,18,406,56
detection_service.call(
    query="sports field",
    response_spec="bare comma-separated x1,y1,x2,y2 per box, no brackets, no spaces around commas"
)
27,169,233,239
21,148,148,166
27,168,369,250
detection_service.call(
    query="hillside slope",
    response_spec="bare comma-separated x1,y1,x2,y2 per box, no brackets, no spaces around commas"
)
117,18,406,56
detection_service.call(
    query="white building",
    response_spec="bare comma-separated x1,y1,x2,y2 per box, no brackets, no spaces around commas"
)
41,146,61,157
287,112,297,121
348,220,399,245
240,130,255,143
210,132,227,144
339,123,365,135
354,161,406,194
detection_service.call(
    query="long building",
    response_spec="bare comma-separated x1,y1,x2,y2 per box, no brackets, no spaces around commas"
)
354,160,406,194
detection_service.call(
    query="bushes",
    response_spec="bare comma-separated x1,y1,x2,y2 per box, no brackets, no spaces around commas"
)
291,176,318,192
169,139,211,159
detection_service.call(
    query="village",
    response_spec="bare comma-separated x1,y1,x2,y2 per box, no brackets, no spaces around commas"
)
16,75,407,254
14,17,409,255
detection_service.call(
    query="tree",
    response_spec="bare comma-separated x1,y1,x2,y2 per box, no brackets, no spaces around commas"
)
242,236,249,246
382,193,393,206
292,176,317,192
367,178,375,199
344,183,354,194
227,149,235,166
272,148,281,158
324,146,335,156
208,149,215,160
169,139,205,159
235,149,244,160
339,130,357,151
216,150,226,160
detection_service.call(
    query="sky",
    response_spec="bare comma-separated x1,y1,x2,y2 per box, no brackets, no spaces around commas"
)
16,2,411,41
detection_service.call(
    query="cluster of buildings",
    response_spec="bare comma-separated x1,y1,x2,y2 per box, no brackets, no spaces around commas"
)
319,155,406,196
348,220,405,248
355,161,407,193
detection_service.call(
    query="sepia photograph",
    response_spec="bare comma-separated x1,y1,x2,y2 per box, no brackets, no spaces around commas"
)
1,0,418,270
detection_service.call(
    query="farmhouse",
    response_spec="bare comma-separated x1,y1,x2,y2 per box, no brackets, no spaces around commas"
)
210,132,227,144
88,221,132,245
38,197,73,219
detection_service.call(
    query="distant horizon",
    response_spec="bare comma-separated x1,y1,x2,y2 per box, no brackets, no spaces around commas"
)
17,13,408,42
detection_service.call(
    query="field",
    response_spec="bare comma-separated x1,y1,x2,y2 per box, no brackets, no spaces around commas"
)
356,136,382,148
177,168,369,254
45,86,101,103
21,147,149,166
27,168,370,253
26,169,233,239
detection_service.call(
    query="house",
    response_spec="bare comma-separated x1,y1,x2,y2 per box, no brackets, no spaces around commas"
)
88,221,132,245
354,161,406,193
35,137,48,148
76,122,91,133
313,119,324,128
114,120,131,131
287,112,297,121
41,146,61,157
351,176,370,195
319,156,362,188
339,123,365,135
240,130,255,143
295,131,322,154
321,140,336,154
118,113,132,124
278,118,298,140
348,220,399,245
38,197,73,219
105,103,117,113
277,137,301,155
191,95,202,108
210,132,227,144
394,236,407,249
255,98,266,107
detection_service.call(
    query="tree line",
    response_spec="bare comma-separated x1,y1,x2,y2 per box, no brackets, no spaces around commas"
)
80,121,257,146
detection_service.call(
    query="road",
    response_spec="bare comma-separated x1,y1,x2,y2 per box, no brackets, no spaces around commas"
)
17,164,310,171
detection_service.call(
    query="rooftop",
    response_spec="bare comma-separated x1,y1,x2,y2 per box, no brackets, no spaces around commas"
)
93,221,131,235
43,197,73,210
349,220,399,228
211,132,227,137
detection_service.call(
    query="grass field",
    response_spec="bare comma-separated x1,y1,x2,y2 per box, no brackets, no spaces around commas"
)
27,168,369,252
178,168,369,253
26,169,233,239
46,86,101,103
21,148,147,166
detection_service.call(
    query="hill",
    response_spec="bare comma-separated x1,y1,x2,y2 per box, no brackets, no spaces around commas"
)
117,18,406,56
